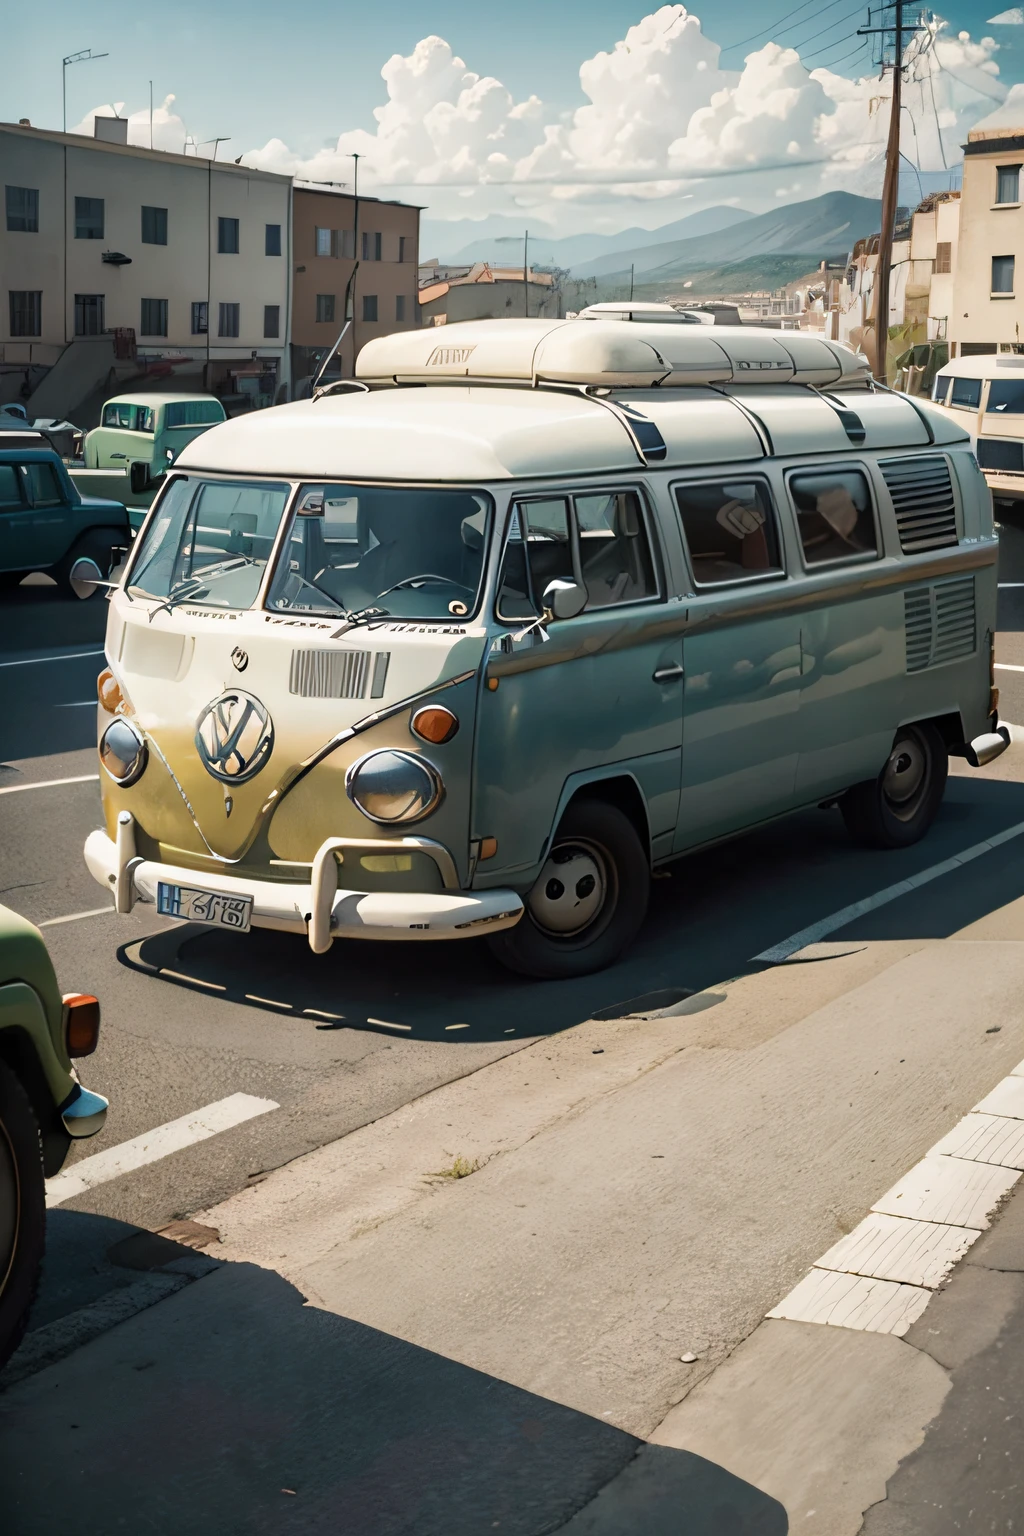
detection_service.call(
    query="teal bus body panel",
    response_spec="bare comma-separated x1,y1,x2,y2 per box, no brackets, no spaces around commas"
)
472,609,684,883
795,592,906,801
676,606,802,850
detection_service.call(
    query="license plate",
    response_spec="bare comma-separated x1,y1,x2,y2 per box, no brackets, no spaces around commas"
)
157,882,253,932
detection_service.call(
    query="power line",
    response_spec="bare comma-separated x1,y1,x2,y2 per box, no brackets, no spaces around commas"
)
809,36,871,68
787,6,866,55
720,0,836,53
802,28,865,64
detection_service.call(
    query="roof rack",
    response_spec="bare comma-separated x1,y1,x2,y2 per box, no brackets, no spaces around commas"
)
355,317,869,391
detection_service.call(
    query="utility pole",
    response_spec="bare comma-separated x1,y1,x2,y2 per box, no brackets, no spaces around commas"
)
629,263,635,302
858,2,925,381
523,229,530,318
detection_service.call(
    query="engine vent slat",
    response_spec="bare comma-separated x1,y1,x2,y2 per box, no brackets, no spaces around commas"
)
904,575,976,673
881,455,959,554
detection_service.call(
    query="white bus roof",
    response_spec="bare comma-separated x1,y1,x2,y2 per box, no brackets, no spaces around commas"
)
935,354,1024,379
356,317,870,389
176,378,966,484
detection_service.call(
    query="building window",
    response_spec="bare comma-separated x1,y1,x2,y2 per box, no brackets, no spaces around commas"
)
362,294,378,323
6,186,39,233
992,255,1015,295
74,294,105,335
191,301,208,335
140,298,168,336
315,226,336,257
997,165,1021,205
141,205,168,245
9,290,41,337
218,217,239,254
398,235,407,264
265,223,282,256
361,231,382,261
934,242,952,275
218,302,240,337
264,304,280,338
316,293,335,323
74,197,104,240
396,294,406,322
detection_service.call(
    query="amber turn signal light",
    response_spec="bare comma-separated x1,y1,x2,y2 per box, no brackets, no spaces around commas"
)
410,705,459,745
63,993,101,1057
479,837,498,860
97,668,123,714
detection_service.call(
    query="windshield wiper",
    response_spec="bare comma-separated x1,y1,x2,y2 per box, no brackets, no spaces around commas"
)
145,556,259,622
331,605,391,638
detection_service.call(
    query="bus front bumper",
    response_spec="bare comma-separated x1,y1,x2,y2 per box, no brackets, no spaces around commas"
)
84,826,523,952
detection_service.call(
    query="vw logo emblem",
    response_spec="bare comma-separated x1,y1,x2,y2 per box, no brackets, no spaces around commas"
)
231,646,248,672
195,691,274,784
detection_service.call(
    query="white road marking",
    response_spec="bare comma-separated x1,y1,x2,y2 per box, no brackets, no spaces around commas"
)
0,648,104,668
753,817,1024,962
996,662,1024,672
973,1075,1024,1118
871,1154,1018,1229
46,1092,279,1207
39,906,113,928
767,1268,932,1336
0,773,99,796
999,583,1024,588
814,1212,979,1289
55,700,97,708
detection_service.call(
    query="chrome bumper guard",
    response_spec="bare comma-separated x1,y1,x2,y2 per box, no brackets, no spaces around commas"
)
84,818,523,951
965,725,1011,769
60,1084,109,1139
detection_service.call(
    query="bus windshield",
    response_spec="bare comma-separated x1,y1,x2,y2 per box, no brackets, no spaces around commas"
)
265,483,492,622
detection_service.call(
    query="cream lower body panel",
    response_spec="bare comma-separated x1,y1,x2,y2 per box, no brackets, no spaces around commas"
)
984,470,1024,501
84,829,523,945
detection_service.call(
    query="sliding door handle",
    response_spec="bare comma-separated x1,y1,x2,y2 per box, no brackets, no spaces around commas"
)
652,662,685,683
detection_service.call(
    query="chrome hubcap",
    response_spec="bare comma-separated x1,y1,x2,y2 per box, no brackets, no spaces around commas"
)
528,843,607,937
882,731,929,821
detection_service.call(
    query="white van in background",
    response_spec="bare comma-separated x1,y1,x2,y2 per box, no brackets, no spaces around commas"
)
929,355,1024,504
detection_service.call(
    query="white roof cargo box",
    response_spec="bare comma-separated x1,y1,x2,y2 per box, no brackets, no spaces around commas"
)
355,318,869,390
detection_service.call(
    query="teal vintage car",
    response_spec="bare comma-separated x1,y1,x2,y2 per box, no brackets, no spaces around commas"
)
83,318,1007,978
0,448,131,597
0,904,107,1368
83,393,227,483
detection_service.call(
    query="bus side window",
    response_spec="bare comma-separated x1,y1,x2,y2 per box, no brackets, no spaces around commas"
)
790,468,877,567
496,499,574,620
675,480,784,587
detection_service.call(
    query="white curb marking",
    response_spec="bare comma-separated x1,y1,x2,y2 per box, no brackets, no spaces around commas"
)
46,1092,279,1207
871,1154,1018,1230
39,906,113,928
814,1212,979,1290
0,774,99,796
767,1269,933,1336
974,1075,1024,1119
753,818,1024,962
931,1112,1024,1169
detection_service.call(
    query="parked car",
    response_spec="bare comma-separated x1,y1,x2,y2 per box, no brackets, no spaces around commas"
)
84,318,1006,979
0,903,107,1369
928,354,1024,506
0,448,131,598
84,393,226,484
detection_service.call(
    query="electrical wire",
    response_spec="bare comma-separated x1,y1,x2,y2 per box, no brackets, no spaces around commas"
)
786,6,866,55
801,28,865,64
720,0,842,53
812,36,871,70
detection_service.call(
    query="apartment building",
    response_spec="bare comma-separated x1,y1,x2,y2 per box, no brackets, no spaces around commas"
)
950,117,1024,356
290,187,420,388
417,262,561,326
1,117,291,414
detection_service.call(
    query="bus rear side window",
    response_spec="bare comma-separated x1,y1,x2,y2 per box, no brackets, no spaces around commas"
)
949,378,982,410
790,469,877,567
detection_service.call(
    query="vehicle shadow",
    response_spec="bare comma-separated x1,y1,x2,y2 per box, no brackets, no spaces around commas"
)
1,583,107,761
0,1212,788,1536
115,774,1024,1044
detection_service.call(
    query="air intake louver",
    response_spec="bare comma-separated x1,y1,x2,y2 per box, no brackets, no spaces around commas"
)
880,455,959,554
904,575,976,673
289,648,391,699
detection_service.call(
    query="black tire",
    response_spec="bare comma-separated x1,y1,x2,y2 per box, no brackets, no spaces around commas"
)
487,799,650,979
56,531,116,600
840,722,948,850
0,1059,46,1372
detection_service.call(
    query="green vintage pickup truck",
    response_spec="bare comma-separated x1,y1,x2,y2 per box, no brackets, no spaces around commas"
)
0,904,108,1369
0,447,132,598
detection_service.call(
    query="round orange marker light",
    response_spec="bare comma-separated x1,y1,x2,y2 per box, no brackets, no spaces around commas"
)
97,668,123,714
410,706,459,745
63,993,101,1057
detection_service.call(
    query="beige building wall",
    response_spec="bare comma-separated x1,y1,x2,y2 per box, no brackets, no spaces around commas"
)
1,121,291,391
291,187,420,384
951,127,1024,353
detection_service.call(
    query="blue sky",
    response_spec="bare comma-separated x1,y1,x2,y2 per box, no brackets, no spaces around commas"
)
3,2,1020,234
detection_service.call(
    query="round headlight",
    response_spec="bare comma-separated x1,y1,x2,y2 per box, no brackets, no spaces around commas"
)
346,749,442,824
99,718,147,786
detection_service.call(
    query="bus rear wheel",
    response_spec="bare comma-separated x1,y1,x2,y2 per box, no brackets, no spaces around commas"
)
840,722,948,850
487,800,649,979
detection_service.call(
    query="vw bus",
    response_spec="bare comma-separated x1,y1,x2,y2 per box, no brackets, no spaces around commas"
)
928,354,1024,505
83,319,1007,978
84,393,226,480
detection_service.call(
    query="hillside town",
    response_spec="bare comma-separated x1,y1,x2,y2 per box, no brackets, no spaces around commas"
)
9,6,1024,1536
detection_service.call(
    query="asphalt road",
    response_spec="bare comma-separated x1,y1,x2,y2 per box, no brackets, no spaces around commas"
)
3,537,1024,1322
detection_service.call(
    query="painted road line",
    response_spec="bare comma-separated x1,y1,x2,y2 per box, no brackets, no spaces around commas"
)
0,774,100,796
0,648,104,668
39,906,113,928
752,817,1024,963
996,662,1024,672
55,700,97,708
46,1092,279,1207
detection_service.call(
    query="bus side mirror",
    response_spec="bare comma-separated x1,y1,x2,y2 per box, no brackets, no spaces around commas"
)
542,578,587,621
129,461,151,495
